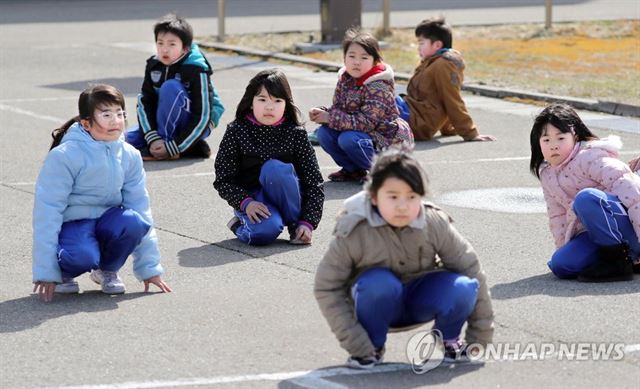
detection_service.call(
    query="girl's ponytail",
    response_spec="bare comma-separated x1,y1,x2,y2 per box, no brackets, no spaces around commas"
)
50,116,79,150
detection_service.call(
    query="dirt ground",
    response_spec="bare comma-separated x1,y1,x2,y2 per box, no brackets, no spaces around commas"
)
208,20,640,106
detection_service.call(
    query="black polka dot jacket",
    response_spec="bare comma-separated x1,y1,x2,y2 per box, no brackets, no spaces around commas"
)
213,119,325,229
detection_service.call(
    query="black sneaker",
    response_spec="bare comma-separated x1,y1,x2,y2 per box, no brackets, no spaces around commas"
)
443,340,471,364
181,139,212,158
226,216,241,234
346,353,383,370
578,244,633,282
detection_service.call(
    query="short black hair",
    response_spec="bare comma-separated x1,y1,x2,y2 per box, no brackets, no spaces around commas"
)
235,69,302,126
415,17,452,48
529,103,598,178
154,13,193,48
342,29,383,64
366,149,429,197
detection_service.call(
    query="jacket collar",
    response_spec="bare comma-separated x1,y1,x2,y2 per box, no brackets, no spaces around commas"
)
337,62,395,85
335,191,426,237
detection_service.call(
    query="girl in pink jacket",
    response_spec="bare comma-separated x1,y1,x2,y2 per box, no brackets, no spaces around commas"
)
530,104,640,282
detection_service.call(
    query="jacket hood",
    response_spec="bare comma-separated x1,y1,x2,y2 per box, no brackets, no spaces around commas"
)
335,191,426,237
337,63,395,85
423,48,465,71
584,135,622,156
182,43,209,70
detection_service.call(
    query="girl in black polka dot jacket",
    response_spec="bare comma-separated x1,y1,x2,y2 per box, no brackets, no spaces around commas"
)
214,69,324,245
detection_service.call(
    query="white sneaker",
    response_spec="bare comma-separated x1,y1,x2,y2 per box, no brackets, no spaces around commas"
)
90,269,125,294
55,277,79,294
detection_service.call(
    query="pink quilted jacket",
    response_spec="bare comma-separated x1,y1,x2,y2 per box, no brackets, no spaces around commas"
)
539,136,640,248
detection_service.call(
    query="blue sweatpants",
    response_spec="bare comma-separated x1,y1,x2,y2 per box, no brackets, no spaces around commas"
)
126,79,210,149
57,207,151,278
548,188,640,278
234,160,302,246
395,95,411,123
316,125,375,172
351,268,479,349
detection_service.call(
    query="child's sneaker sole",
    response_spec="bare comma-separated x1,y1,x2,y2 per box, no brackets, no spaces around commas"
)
54,282,79,294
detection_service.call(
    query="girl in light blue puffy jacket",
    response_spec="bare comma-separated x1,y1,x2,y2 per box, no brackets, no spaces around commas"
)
32,84,172,302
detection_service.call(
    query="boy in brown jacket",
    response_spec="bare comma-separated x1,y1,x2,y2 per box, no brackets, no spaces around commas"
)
314,150,494,369
396,17,496,142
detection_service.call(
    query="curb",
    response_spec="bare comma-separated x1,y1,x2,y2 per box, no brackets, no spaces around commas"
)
199,41,640,118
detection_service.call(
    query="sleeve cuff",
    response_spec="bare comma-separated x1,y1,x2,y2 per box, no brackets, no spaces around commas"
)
144,130,162,145
239,197,254,212
166,140,180,157
298,221,314,231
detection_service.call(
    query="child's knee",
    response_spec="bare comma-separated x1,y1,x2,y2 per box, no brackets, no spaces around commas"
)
449,276,479,314
547,257,578,279
158,79,186,98
98,208,151,242
353,268,403,303
58,245,100,275
573,188,604,214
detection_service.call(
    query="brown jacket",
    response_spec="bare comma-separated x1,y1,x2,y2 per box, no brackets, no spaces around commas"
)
314,192,494,358
404,49,479,141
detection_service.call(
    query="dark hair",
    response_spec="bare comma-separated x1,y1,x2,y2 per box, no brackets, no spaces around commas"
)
366,148,429,197
154,13,193,48
342,29,383,64
415,17,452,48
50,84,126,150
529,103,599,178
235,69,302,126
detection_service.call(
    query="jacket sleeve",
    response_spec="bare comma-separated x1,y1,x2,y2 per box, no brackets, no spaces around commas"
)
32,150,75,283
433,60,478,140
137,62,161,145
213,124,252,209
166,68,212,156
429,208,494,345
584,150,640,239
292,129,324,229
121,150,164,281
314,234,376,358
211,84,225,128
327,81,392,135
541,179,568,248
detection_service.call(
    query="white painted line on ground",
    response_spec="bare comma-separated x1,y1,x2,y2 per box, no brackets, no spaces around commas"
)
50,364,412,389
0,96,78,103
4,150,638,187
0,103,63,123
47,344,640,389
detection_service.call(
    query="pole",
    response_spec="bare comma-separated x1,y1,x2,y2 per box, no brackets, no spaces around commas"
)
217,0,225,42
545,0,552,30
382,0,390,36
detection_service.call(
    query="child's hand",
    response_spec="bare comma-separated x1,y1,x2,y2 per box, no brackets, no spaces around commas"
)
292,224,312,244
629,157,640,172
149,140,169,159
245,201,271,223
144,275,172,293
309,108,329,124
33,281,56,302
468,134,497,142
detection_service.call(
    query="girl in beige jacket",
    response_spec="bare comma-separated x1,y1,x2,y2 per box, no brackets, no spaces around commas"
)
314,150,493,369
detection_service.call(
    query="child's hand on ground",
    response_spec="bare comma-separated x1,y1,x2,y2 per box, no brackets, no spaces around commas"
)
149,140,169,159
33,281,56,302
245,201,271,223
629,157,640,172
469,134,497,141
144,275,172,293
309,107,329,124
292,224,312,244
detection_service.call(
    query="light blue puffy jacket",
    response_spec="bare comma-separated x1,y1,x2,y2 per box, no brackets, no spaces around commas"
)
32,122,163,283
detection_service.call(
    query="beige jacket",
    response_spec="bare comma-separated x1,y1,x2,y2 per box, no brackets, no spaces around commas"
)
404,49,479,141
314,192,494,358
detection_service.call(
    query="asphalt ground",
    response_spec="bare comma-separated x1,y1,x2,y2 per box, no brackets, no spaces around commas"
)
1,4,640,389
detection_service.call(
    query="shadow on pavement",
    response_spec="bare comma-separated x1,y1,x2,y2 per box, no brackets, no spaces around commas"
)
491,273,639,300
277,362,484,388
43,77,144,96
178,240,312,267
0,292,150,333
413,137,466,151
